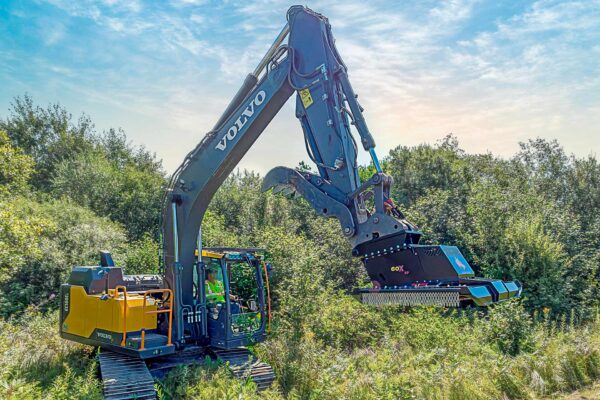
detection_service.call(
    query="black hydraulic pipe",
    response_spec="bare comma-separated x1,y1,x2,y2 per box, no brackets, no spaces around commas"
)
212,73,258,131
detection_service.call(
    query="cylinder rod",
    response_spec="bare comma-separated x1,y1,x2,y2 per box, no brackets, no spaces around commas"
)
369,148,382,173
253,23,290,77
171,202,179,263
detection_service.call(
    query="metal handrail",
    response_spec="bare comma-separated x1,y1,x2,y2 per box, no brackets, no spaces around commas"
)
140,289,173,350
114,285,128,346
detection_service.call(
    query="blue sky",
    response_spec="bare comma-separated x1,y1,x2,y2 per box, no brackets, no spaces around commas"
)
1,0,599,173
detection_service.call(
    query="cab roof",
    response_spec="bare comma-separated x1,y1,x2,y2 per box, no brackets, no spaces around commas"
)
199,249,224,258
205,247,265,254
198,247,265,259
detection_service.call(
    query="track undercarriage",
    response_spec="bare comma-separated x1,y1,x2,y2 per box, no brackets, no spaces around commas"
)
99,346,275,399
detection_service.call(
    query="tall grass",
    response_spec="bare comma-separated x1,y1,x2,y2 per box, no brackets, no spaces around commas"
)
0,308,101,399
253,300,600,400
2,300,600,399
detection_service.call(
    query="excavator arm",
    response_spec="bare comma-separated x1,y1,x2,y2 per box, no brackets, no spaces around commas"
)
162,6,521,345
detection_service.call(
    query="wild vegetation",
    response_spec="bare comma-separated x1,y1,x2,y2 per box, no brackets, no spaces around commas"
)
0,96,599,399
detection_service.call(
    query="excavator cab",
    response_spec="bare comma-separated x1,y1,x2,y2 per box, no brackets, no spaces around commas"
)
200,248,268,349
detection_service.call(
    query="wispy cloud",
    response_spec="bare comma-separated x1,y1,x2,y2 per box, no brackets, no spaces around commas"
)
38,17,66,45
0,0,598,174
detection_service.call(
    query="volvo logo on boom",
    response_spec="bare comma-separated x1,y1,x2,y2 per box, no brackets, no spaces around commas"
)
215,90,266,151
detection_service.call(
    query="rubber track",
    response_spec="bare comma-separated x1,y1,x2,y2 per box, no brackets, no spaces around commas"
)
212,348,276,391
99,351,156,400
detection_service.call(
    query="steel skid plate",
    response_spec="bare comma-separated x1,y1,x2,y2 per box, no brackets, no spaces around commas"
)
360,288,461,307
358,279,522,307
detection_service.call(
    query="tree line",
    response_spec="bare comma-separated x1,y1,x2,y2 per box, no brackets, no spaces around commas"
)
0,95,598,319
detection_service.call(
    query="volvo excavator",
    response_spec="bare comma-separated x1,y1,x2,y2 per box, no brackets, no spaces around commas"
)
59,6,521,399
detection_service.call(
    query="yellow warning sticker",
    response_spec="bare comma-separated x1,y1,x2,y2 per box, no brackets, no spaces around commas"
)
299,88,313,108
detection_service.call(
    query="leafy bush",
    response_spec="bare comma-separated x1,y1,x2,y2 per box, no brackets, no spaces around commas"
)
485,300,534,356
0,130,34,195
0,95,96,189
123,234,160,275
51,148,165,240
305,291,385,350
0,196,128,317
1,96,166,240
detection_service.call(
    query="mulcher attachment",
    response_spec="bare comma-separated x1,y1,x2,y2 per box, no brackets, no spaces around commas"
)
356,237,521,307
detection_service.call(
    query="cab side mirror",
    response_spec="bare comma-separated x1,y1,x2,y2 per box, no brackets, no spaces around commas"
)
266,263,274,279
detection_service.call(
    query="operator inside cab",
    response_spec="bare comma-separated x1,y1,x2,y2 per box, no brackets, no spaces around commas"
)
205,268,240,312
205,268,225,303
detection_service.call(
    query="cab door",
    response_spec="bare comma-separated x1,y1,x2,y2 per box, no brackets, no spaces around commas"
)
223,255,267,348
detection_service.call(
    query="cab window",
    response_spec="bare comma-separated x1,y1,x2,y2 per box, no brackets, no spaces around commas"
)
228,261,261,334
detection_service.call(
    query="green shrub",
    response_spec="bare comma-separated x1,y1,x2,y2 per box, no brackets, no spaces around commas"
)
0,129,34,196
123,234,160,275
0,196,128,317
485,301,534,356
306,292,385,350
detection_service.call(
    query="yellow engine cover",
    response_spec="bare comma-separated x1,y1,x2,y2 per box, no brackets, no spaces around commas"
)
62,286,157,339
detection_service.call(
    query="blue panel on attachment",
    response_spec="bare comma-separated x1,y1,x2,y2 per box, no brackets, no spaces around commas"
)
440,246,475,277
467,286,493,306
491,280,509,301
504,281,522,298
